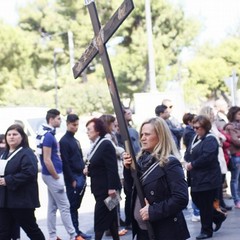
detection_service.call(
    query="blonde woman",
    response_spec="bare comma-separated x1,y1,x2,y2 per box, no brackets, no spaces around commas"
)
123,117,189,240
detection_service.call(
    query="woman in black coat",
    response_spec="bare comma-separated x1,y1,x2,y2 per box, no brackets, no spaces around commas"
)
0,124,45,239
84,118,121,240
123,117,190,240
185,115,224,239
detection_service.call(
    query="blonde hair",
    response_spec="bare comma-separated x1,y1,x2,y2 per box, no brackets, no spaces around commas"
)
199,106,214,122
138,117,180,166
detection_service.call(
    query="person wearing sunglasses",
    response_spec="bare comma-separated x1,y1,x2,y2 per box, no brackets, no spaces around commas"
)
185,115,225,239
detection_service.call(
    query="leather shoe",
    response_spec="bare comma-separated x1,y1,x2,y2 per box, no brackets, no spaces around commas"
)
214,213,226,232
214,221,223,232
196,233,212,239
214,216,226,232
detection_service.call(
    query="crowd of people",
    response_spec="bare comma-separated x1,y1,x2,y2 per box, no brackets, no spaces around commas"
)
0,98,239,240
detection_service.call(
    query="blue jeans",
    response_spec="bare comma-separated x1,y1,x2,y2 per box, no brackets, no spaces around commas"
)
65,174,86,235
230,156,240,204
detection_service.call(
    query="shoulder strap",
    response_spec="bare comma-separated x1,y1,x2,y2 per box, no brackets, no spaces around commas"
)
140,155,178,183
140,161,160,183
0,147,23,176
6,147,23,161
206,133,220,146
87,138,111,161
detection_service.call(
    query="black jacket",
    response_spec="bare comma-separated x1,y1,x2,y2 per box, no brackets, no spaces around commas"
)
88,138,121,197
133,156,190,240
184,133,221,192
183,125,195,149
0,147,40,208
59,131,85,183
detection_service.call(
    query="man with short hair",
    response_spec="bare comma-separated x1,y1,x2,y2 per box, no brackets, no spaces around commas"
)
155,104,170,120
37,109,84,240
161,99,183,149
155,104,181,149
60,114,91,239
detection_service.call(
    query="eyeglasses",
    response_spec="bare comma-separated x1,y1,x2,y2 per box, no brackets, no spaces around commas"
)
193,126,201,130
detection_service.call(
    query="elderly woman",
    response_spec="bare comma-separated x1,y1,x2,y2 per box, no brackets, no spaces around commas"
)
84,118,121,240
199,106,230,212
0,124,45,239
185,115,225,239
123,117,190,240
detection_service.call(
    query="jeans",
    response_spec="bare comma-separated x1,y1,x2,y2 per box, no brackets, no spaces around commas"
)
42,173,76,240
230,156,240,204
65,174,86,235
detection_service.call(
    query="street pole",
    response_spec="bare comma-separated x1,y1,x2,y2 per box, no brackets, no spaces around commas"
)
53,48,63,109
224,70,239,106
68,30,75,70
231,70,238,106
145,0,157,92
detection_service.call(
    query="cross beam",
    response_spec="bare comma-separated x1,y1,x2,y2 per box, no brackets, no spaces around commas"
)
73,1,155,239
73,0,134,78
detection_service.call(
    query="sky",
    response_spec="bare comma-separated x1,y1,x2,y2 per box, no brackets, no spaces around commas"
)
0,0,239,44
171,0,240,44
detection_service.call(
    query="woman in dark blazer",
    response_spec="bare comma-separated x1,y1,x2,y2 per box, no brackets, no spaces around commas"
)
185,115,224,239
0,124,45,239
123,117,190,240
84,118,121,240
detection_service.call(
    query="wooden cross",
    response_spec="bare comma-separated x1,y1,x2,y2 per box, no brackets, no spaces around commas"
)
72,1,155,239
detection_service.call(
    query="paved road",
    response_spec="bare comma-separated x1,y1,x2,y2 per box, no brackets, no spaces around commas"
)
21,176,240,240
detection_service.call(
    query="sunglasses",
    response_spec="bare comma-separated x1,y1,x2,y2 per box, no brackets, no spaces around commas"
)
193,126,201,130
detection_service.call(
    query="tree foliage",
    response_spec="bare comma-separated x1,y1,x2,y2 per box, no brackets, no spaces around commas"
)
183,36,240,107
3,0,239,114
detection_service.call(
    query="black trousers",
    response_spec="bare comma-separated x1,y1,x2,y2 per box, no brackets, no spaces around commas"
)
10,222,20,240
0,208,45,240
136,228,149,240
191,189,217,236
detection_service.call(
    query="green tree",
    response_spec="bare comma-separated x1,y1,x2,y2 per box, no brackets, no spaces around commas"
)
184,56,229,106
0,22,35,104
183,37,240,107
1,0,200,114
111,0,200,99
